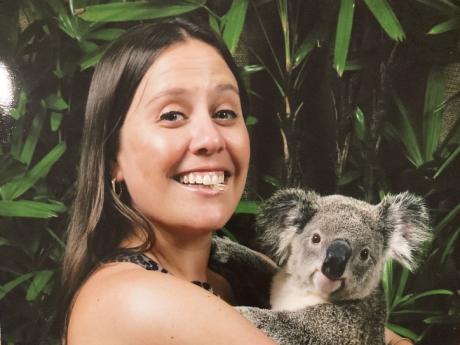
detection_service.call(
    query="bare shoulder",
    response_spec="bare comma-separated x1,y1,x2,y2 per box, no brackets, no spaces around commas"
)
67,262,276,345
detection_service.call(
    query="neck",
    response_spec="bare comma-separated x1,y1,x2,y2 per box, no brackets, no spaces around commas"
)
124,226,213,283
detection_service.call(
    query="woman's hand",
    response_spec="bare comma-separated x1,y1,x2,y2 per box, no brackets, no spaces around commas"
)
385,328,414,345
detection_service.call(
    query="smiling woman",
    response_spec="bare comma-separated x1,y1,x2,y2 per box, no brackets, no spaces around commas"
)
112,39,250,240
60,17,274,345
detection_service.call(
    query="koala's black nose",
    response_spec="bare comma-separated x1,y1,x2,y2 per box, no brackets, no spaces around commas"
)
321,239,352,280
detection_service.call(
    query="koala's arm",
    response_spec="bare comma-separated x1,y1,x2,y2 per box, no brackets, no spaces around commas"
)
209,236,279,308
237,287,387,345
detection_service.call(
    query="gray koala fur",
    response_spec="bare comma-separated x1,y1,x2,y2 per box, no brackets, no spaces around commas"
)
209,188,431,345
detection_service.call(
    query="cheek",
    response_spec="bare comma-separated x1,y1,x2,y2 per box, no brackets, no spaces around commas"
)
118,125,180,182
228,126,250,167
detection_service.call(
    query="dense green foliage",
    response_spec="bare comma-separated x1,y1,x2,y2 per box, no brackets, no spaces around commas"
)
0,1,459,344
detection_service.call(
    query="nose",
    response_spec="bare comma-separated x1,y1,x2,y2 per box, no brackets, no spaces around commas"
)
189,114,225,155
321,239,352,280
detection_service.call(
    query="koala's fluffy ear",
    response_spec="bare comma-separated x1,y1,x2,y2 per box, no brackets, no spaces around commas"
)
256,188,319,265
378,192,431,270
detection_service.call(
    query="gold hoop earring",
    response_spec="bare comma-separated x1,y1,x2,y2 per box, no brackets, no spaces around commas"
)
111,178,123,197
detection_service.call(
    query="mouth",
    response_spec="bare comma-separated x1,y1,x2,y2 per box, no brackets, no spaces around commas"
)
173,170,231,190
313,270,344,297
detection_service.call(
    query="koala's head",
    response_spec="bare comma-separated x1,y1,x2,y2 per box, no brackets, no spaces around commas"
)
256,189,431,302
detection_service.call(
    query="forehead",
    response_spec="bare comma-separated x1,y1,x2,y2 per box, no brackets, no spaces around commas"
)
306,197,379,241
141,38,238,94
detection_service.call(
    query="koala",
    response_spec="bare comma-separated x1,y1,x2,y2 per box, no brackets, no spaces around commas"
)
210,188,431,345
258,188,431,312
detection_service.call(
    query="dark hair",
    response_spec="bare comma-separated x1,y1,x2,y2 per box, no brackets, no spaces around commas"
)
60,17,249,338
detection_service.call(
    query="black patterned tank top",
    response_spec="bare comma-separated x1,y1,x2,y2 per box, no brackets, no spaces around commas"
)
103,250,214,293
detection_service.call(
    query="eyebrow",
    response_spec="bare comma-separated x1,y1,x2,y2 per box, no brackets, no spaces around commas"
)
148,83,240,104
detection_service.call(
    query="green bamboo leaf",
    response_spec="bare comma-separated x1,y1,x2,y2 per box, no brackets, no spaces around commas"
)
78,1,204,23
393,267,410,308
9,90,26,120
46,0,68,18
424,314,460,324
334,0,355,76
221,0,249,54
46,227,66,248
0,237,10,247
235,200,260,214
391,309,439,316
26,270,54,301
428,17,460,35
277,0,291,71
413,0,460,14
441,226,460,264
50,112,63,132
263,175,281,188
245,116,258,126
80,45,107,70
435,202,460,236
0,200,66,218
218,228,239,242
19,109,46,166
391,92,424,167
241,64,264,75
423,67,445,161
45,94,68,111
0,273,34,300
10,116,25,159
345,57,364,71
294,24,325,69
79,39,99,54
363,0,406,41
86,28,126,41
58,14,86,40
385,323,417,340
398,289,454,307
382,260,394,310
354,107,365,140
434,144,460,179
0,155,27,186
208,14,221,35
1,142,66,200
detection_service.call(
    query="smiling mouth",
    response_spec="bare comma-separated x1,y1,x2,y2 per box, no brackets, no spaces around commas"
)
173,171,230,189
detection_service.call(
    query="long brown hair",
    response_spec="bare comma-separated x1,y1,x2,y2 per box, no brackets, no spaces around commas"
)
60,16,249,337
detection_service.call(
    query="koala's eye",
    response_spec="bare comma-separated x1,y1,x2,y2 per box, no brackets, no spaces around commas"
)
312,233,321,244
360,248,369,261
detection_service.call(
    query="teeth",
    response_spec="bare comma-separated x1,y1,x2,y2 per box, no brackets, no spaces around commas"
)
177,172,226,186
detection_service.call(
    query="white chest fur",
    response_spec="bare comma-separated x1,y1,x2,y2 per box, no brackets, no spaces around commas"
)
270,268,328,311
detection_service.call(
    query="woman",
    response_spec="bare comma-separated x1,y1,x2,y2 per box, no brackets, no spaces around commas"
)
61,17,411,345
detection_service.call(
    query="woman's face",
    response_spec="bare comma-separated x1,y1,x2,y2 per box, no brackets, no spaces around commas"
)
112,39,250,236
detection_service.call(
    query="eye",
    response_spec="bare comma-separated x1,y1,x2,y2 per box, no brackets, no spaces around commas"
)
159,111,185,122
213,109,237,120
311,233,321,244
360,248,369,261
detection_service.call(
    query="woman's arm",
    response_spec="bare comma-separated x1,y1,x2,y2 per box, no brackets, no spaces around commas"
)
67,264,277,345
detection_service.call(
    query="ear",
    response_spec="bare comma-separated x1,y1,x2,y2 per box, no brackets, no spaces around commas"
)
110,160,124,181
378,192,431,271
256,188,319,265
